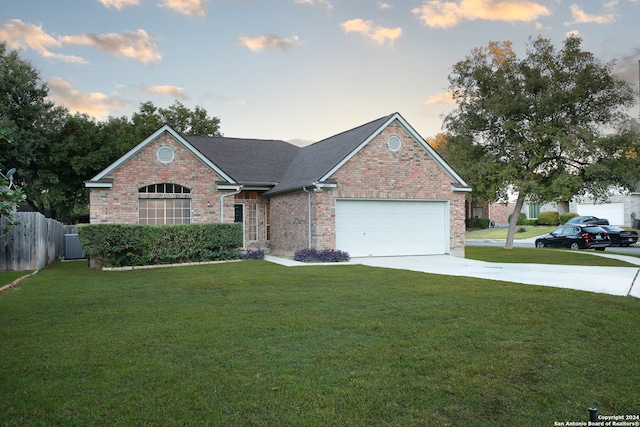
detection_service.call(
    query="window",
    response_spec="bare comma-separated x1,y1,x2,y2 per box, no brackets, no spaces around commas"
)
387,135,402,152
245,203,257,241
138,184,191,224
139,199,191,224
157,146,175,163
139,183,190,194
528,203,540,219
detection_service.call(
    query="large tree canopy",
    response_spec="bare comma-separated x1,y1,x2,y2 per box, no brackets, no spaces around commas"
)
443,36,639,248
0,42,223,223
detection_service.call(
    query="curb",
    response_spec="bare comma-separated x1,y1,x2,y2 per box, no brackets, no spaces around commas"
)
0,270,39,293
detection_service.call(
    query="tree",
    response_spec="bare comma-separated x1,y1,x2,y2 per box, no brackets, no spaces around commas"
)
0,126,25,233
0,42,60,221
444,36,639,248
0,43,223,223
130,100,221,140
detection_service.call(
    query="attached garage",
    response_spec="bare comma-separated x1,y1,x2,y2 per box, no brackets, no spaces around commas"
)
335,199,449,257
577,203,625,225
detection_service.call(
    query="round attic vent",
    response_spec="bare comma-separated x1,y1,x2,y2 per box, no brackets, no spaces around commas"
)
387,135,402,152
157,146,175,163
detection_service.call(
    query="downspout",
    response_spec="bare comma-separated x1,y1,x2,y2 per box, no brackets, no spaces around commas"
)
302,186,312,248
220,186,242,222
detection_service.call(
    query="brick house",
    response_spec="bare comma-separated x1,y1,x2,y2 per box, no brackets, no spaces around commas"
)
86,113,471,257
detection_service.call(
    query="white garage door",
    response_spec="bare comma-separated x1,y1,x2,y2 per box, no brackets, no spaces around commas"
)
335,200,449,257
577,203,624,225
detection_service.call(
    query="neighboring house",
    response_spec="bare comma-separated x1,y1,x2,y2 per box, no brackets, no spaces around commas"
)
472,193,640,227
543,192,640,227
85,112,471,257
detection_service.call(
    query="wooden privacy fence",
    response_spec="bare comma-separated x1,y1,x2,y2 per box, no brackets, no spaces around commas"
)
0,212,77,271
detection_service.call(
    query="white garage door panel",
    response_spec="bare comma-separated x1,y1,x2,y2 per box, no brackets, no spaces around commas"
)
576,203,624,225
336,200,448,257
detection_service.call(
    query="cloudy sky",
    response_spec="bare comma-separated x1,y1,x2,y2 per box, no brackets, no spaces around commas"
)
1,0,639,145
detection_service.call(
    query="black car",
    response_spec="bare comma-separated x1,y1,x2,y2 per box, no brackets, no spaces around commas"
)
599,226,638,247
535,225,610,250
565,215,609,225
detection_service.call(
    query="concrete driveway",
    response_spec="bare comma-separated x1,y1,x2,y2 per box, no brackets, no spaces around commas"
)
265,252,640,298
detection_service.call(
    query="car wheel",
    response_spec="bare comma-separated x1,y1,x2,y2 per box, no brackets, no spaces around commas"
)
570,242,580,250
536,241,545,248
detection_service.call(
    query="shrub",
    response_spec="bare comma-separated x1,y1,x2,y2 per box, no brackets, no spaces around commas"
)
560,212,579,224
537,211,559,226
525,219,539,226
78,223,243,267
508,213,527,225
294,248,351,263
243,249,265,260
465,217,491,229
517,226,527,233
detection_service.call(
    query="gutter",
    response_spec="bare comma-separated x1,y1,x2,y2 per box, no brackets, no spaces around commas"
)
220,185,242,222
302,185,312,249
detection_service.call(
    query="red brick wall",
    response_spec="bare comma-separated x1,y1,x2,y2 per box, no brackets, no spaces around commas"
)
269,191,310,255
488,202,515,225
269,119,467,257
89,131,233,225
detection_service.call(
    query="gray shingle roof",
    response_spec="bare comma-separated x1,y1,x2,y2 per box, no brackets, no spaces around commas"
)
179,112,468,194
184,136,300,184
182,113,395,191
265,113,395,194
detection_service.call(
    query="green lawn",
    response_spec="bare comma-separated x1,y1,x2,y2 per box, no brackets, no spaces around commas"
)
465,246,639,266
1,260,639,426
467,226,556,240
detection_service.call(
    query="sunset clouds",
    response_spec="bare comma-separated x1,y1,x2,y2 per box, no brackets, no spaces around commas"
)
412,0,550,28
61,30,161,64
237,34,300,52
48,78,126,120
341,19,401,46
140,85,188,100
160,0,208,18
294,0,334,15
0,20,85,63
99,0,140,10
0,20,160,64
2,0,637,138
565,1,618,25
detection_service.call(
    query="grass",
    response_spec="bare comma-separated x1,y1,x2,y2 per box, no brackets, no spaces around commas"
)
467,226,555,240
1,260,639,426
465,246,640,266
0,270,32,287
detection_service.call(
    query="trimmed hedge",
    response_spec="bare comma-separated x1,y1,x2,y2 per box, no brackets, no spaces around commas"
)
465,217,491,229
537,211,559,226
78,223,243,268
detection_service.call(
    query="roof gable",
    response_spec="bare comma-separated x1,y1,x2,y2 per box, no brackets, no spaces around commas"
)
265,114,395,195
265,112,469,194
86,125,235,187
